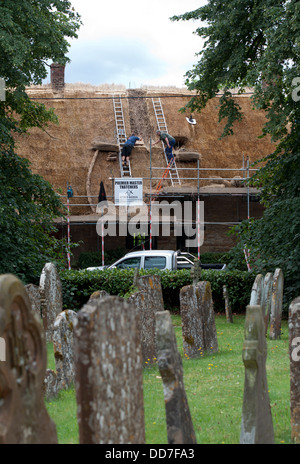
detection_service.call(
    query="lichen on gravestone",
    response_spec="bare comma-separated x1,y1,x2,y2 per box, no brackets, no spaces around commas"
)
74,296,145,444
240,305,274,444
261,273,273,335
155,310,197,444
53,310,78,391
249,274,264,306
39,263,63,342
269,268,284,340
0,274,58,444
128,274,164,365
180,281,218,358
288,296,300,444
223,285,233,323
191,258,201,286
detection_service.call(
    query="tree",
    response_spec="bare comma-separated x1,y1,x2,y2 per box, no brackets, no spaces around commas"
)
172,0,300,305
0,0,81,283
0,0,81,147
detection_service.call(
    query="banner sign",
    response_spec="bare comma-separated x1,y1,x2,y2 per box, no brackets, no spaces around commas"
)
114,178,143,206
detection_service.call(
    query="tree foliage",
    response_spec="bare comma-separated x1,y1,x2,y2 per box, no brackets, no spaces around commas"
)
0,150,70,283
0,1,81,283
0,0,81,147
171,0,300,140
172,1,300,305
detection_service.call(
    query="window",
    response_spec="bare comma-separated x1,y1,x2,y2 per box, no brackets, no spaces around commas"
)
144,256,166,270
115,257,141,269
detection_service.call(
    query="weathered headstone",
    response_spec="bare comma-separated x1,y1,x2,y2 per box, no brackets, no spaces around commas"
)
53,310,77,390
261,273,273,335
129,274,164,365
198,282,218,353
288,296,300,444
191,258,201,285
269,268,284,340
249,274,264,306
133,267,140,288
0,274,58,444
74,296,145,444
155,310,197,444
25,284,41,321
137,274,164,312
88,290,109,302
223,285,233,323
240,305,274,444
180,281,218,358
43,369,58,401
180,284,205,358
39,263,63,342
129,291,156,365
0,336,5,362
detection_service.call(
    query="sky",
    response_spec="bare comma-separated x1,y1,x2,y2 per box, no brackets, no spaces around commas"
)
47,0,208,88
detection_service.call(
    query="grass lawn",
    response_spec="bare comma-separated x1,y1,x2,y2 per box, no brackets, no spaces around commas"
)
46,314,291,445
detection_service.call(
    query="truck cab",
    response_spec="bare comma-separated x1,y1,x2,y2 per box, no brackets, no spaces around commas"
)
107,250,179,271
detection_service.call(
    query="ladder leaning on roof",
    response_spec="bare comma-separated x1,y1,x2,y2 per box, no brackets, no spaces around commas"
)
152,97,181,187
113,94,131,177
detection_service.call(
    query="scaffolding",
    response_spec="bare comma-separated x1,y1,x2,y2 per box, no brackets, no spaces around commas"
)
62,150,257,269
62,156,256,208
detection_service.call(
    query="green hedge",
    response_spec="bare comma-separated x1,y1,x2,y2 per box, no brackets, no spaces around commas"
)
60,268,255,314
78,248,127,269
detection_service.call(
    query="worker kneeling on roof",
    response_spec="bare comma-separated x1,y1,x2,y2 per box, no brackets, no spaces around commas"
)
153,130,176,165
121,133,143,166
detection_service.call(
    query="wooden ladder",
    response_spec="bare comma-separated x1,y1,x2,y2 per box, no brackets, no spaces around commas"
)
113,94,132,177
152,97,181,187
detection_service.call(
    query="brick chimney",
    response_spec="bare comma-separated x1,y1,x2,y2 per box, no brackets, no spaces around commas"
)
50,63,65,92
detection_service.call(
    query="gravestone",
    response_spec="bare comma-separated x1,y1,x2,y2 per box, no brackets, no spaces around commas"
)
155,310,197,444
129,275,164,365
25,284,41,321
198,282,218,353
43,369,58,401
137,274,164,312
74,296,145,444
0,336,5,361
240,305,274,444
269,268,284,340
249,274,264,306
180,285,205,358
88,290,109,302
180,281,218,358
191,258,201,285
39,263,63,342
0,274,58,444
261,273,273,335
223,285,233,323
53,310,77,390
288,296,300,444
129,291,156,365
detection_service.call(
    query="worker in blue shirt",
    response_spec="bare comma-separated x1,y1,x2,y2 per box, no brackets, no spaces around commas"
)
121,133,143,166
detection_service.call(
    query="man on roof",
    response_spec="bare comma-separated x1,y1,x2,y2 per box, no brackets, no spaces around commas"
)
121,133,143,166
153,130,176,165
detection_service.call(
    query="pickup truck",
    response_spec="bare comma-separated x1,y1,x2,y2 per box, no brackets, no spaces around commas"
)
86,250,226,272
